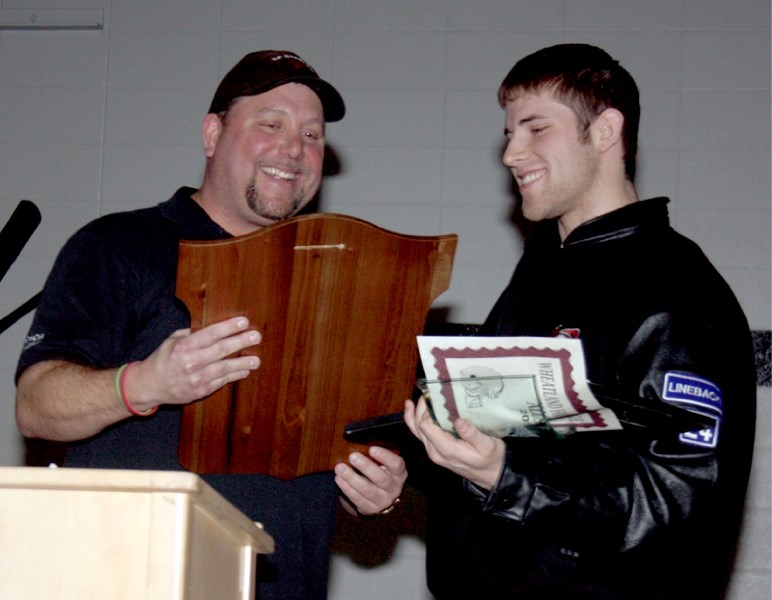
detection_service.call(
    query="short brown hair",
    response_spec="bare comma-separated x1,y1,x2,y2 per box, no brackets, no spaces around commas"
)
499,44,640,182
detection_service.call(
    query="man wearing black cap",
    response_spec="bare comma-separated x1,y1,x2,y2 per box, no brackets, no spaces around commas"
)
16,50,406,599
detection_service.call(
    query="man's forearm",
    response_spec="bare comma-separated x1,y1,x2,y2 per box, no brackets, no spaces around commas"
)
16,360,133,442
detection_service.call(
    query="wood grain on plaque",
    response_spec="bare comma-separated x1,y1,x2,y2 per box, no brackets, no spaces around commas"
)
176,213,456,479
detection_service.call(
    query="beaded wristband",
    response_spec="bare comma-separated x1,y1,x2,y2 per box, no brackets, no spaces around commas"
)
115,362,158,417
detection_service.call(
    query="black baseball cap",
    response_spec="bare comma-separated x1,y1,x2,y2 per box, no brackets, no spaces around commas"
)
208,50,345,122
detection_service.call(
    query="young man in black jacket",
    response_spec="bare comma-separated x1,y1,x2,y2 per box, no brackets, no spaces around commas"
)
405,44,755,600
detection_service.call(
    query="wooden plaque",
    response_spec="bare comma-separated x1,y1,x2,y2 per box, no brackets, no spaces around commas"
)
176,213,456,479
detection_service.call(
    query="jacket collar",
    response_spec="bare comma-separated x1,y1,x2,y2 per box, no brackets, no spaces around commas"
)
561,197,670,247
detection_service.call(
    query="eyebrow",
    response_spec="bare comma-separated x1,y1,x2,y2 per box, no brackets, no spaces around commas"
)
256,105,287,117
518,114,549,126
258,105,324,125
504,113,549,135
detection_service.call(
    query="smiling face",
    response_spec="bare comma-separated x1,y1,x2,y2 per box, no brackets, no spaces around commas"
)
199,82,326,235
502,89,604,238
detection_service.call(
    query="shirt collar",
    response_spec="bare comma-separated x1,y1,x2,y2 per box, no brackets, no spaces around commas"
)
158,187,231,241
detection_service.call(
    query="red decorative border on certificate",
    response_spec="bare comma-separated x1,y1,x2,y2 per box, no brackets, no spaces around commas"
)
430,344,608,429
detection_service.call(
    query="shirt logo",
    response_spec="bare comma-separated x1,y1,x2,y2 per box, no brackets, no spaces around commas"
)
22,332,44,351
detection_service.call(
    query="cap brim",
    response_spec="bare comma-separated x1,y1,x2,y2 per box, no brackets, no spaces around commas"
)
283,76,345,122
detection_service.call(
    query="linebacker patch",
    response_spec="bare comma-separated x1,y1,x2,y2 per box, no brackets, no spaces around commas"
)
662,372,723,449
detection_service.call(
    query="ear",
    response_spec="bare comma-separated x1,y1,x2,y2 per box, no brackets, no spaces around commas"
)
202,113,223,158
591,108,624,153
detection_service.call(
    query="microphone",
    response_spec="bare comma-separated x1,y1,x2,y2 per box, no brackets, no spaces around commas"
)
0,200,41,284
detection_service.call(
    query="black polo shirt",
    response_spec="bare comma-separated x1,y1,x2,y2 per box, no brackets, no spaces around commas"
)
17,187,338,599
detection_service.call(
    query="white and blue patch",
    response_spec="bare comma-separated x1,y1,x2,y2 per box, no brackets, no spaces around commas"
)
663,372,723,415
662,372,723,449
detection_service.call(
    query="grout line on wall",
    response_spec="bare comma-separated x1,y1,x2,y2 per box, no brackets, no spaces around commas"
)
96,0,112,218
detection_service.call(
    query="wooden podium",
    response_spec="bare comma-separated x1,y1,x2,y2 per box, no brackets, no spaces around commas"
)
0,467,274,599
176,213,457,478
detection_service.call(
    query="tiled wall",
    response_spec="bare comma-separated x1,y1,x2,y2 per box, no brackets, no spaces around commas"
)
0,1,768,598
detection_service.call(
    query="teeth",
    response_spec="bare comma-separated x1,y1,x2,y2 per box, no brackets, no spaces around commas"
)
518,171,544,186
261,166,296,181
